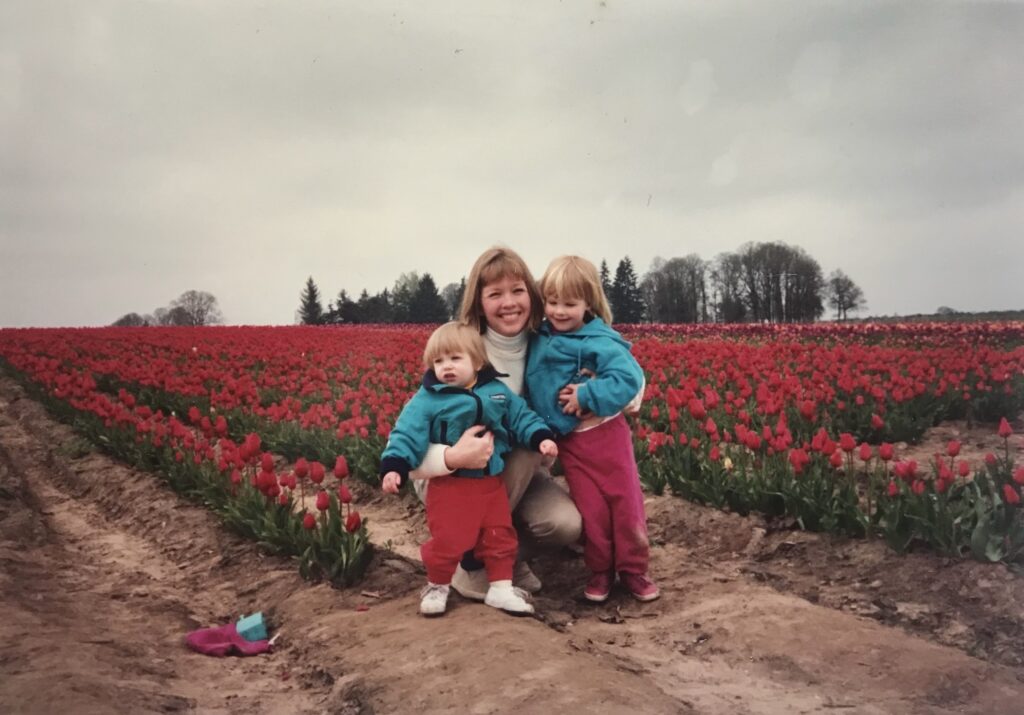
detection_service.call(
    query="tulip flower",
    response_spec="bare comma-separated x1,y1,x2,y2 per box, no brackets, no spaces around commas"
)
309,461,326,484
316,490,330,511
878,443,894,461
839,433,856,453
946,440,961,458
998,417,1013,439
302,512,317,529
345,510,362,533
1002,484,1020,506
333,455,350,479
858,443,873,462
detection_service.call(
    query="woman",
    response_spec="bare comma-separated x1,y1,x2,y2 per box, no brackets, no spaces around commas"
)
410,246,583,600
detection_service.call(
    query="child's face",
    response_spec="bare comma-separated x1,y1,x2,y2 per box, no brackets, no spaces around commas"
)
432,350,479,387
480,276,532,337
544,294,588,333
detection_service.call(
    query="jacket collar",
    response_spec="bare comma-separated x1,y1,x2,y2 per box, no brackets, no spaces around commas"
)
422,364,507,391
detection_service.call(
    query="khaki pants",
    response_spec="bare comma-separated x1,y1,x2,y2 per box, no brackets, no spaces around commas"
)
414,447,582,550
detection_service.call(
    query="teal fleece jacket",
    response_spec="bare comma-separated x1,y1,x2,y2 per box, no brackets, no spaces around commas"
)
525,317,644,436
380,366,555,485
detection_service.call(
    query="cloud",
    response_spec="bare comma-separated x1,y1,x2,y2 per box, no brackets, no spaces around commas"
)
1,1,1022,326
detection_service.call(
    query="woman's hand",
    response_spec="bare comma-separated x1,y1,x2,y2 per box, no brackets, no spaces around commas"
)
382,472,401,494
443,425,494,470
558,384,585,416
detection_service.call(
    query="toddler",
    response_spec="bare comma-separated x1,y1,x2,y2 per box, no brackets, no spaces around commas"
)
526,255,659,602
381,322,558,616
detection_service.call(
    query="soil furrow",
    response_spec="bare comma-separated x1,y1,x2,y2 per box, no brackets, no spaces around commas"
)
2,377,1023,714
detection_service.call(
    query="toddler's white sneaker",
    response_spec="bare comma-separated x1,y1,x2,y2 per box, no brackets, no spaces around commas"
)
419,583,450,617
483,580,535,616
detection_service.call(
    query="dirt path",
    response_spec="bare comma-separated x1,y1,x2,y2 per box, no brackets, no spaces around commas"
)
1,377,1022,714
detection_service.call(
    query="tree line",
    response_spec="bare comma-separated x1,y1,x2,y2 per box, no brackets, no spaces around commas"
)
112,290,224,327
298,241,866,326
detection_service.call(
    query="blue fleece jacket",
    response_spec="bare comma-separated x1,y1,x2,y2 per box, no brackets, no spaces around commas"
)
380,366,555,485
525,317,644,436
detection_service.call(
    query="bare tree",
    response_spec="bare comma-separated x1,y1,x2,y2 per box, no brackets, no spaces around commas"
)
111,312,149,327
171,290,223,326
641,255,707,323
825,270,867,321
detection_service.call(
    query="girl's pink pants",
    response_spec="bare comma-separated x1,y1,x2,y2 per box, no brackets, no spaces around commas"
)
558,414,650,576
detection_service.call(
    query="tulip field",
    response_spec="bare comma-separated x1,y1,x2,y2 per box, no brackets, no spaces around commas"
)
1,321,1023,589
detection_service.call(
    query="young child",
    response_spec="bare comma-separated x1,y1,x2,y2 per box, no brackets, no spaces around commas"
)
525,255,659,603
381,321,559,617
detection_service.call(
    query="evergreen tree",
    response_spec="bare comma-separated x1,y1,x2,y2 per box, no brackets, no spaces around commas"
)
599,259,612,298
298,277,324,325
611,257,645,323
332,289,362,324
359,288,393,323
409,273,449,323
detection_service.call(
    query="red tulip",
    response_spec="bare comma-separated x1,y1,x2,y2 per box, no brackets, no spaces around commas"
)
1012,467,1024,486
871,414,885,430
345,510,362,533
302,512,317,529
315,490,330,511
338,483,353,504
957,461,971,478
1002,484,1020,505
309,461,326,484
878,443,894,462
688,399,706,420
887,481,899,497
858,443,873,462
912,479,926,496
998,417,1013,439
294,457,310,479
946,440,961,458
333,455,350,479
261,452,275,472
839,433,856,453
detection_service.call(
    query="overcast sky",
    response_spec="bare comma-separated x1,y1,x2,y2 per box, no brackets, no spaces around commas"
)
2,1,1022,327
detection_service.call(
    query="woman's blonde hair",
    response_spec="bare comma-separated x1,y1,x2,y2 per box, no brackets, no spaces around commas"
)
422,321,490,370
538,255,613,324
459,246,544,333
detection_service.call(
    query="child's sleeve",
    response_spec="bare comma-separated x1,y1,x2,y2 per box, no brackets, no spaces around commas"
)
575,341,644,417
504,389,556,451
379,392,432,486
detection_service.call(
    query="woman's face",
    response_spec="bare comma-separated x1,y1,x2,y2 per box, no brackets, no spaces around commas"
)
480,276,532,337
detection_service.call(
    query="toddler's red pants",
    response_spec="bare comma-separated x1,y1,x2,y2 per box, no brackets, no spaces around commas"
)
422,475,517,585
558,414,650,576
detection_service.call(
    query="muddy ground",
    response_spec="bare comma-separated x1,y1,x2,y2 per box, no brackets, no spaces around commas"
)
1,375,1023,714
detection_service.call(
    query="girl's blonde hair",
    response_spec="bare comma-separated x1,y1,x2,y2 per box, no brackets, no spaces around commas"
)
422,321,490,371
538,255,613,324
459,246,544,334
